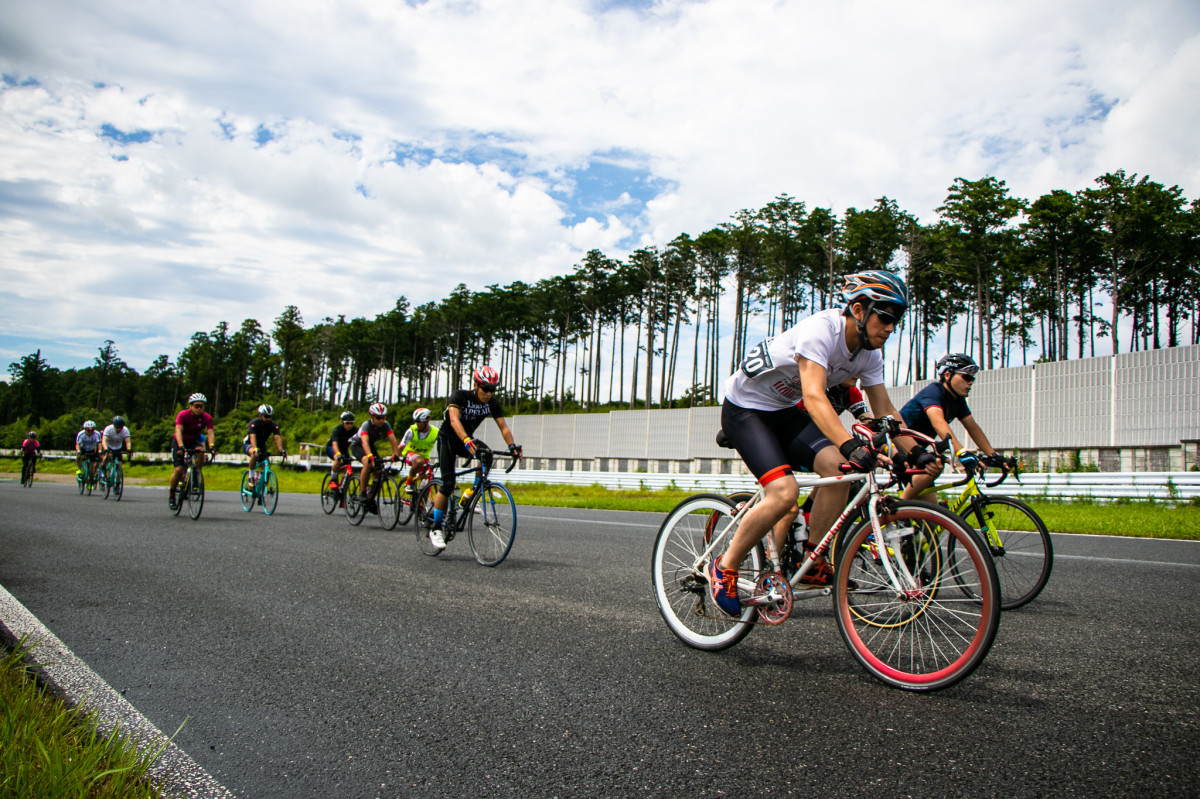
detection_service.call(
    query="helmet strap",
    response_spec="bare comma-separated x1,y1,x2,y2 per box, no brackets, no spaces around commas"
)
849,301,878,357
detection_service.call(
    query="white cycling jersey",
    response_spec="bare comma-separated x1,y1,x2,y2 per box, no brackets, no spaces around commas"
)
723,309,885,411
102,424,131,450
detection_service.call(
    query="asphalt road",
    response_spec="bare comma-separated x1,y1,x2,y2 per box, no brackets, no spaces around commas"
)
2,481,1198,798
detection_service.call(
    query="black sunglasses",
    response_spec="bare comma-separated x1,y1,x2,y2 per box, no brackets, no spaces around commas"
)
873,309,901,326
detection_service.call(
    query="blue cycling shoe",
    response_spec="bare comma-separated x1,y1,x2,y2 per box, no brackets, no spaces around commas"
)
707,559,741,617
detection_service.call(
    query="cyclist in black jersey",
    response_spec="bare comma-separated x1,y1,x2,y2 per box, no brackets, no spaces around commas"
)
325,410,357,466
245,404,285,478
350,403,401,499
429,366,522,550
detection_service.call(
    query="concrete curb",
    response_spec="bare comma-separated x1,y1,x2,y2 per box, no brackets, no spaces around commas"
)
0,583,235,799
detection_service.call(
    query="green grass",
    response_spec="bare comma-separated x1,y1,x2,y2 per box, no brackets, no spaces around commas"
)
1016,498,1200,540
0,638,170,798
7,458,1199,539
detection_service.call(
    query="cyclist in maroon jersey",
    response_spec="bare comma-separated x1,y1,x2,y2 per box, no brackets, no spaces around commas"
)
170,392,215,509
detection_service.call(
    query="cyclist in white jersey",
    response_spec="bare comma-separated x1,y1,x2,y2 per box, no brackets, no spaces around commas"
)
710,271,941,615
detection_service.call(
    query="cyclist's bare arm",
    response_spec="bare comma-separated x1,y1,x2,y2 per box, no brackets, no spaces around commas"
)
798,357,851,451
447,406,474,449
494,417,516,449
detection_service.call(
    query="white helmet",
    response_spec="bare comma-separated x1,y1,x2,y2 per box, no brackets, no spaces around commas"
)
257,404,274,416
413,407,431,423
368,403,387,417
188,393,207,405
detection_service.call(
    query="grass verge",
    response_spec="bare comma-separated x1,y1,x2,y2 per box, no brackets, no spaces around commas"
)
0,637,169,798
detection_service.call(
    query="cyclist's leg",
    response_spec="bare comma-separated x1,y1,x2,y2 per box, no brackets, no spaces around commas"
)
432,434,462,524
169,443,185,494
718,402,804,571
349,441,371,496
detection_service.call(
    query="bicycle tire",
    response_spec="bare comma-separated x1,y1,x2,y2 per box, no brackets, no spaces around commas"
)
103,462,113,500
112,462,123,501
239,471,256,511
468,482,516,566
953,496,1053,610
78,469,86,494
414,479,443,556
651,493,764,651
171,472,186,516
187,466,205,520
344,476,366,525
377,476,400,530
834,500,1000,692
319,472,339,514
395,479,419,526
262,470,279,516
21,461,31,487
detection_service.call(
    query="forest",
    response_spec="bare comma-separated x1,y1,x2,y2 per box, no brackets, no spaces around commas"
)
2,169,1197,452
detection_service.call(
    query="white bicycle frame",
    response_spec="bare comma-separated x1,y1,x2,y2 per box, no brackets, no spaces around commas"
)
696,468,924,607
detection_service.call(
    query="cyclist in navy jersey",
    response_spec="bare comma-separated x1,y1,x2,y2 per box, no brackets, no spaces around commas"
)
899,353,1013,500
429,366,521,550
350,403,401,499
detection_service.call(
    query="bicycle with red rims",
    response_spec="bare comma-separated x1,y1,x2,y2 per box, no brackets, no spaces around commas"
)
651,417,1001,692
320,456,356,515
396,460,435,527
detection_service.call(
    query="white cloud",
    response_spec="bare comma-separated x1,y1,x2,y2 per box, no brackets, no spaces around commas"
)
0,0,1196,369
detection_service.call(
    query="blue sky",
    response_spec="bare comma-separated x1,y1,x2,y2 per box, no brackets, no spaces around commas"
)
1,0,1198,374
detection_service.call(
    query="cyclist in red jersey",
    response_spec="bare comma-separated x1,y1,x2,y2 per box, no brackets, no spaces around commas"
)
170,393,215,509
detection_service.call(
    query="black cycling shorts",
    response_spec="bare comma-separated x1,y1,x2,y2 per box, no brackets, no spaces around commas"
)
720,399,833,485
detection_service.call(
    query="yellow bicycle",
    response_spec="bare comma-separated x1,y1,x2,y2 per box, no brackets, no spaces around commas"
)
917,454,1052,610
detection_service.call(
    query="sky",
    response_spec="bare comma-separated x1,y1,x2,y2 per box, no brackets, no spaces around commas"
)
1,0,1198,375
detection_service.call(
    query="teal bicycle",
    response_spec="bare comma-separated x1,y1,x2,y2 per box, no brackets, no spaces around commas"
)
77,451,101,496
99,451,125,501
240,451,286,515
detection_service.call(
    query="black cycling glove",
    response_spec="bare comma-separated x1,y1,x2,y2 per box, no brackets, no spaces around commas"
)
983,452,1007,468
839,437,877,472
912,451,940,469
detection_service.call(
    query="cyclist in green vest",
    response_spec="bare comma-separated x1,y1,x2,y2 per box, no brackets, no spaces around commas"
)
398,407,439,489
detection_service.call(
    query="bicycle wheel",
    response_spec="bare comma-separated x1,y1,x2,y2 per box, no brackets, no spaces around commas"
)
953,496,1053,610
239,471,256,511
319,472,339,515
834,501,1000,692
414,480,443,556
262,470,279,515
187,467,205,520
395,479,417,526
172,473,186,517
21,461,30,487
103,463,113,500
468,482,516,566
377,476,400,530
112,461,123,501
344,476,366,525
651,494,764,651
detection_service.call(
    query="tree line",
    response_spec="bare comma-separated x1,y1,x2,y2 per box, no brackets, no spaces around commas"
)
2,168,1196,447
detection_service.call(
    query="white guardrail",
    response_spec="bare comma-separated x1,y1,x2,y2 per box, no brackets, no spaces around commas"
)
497,469,1200,503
